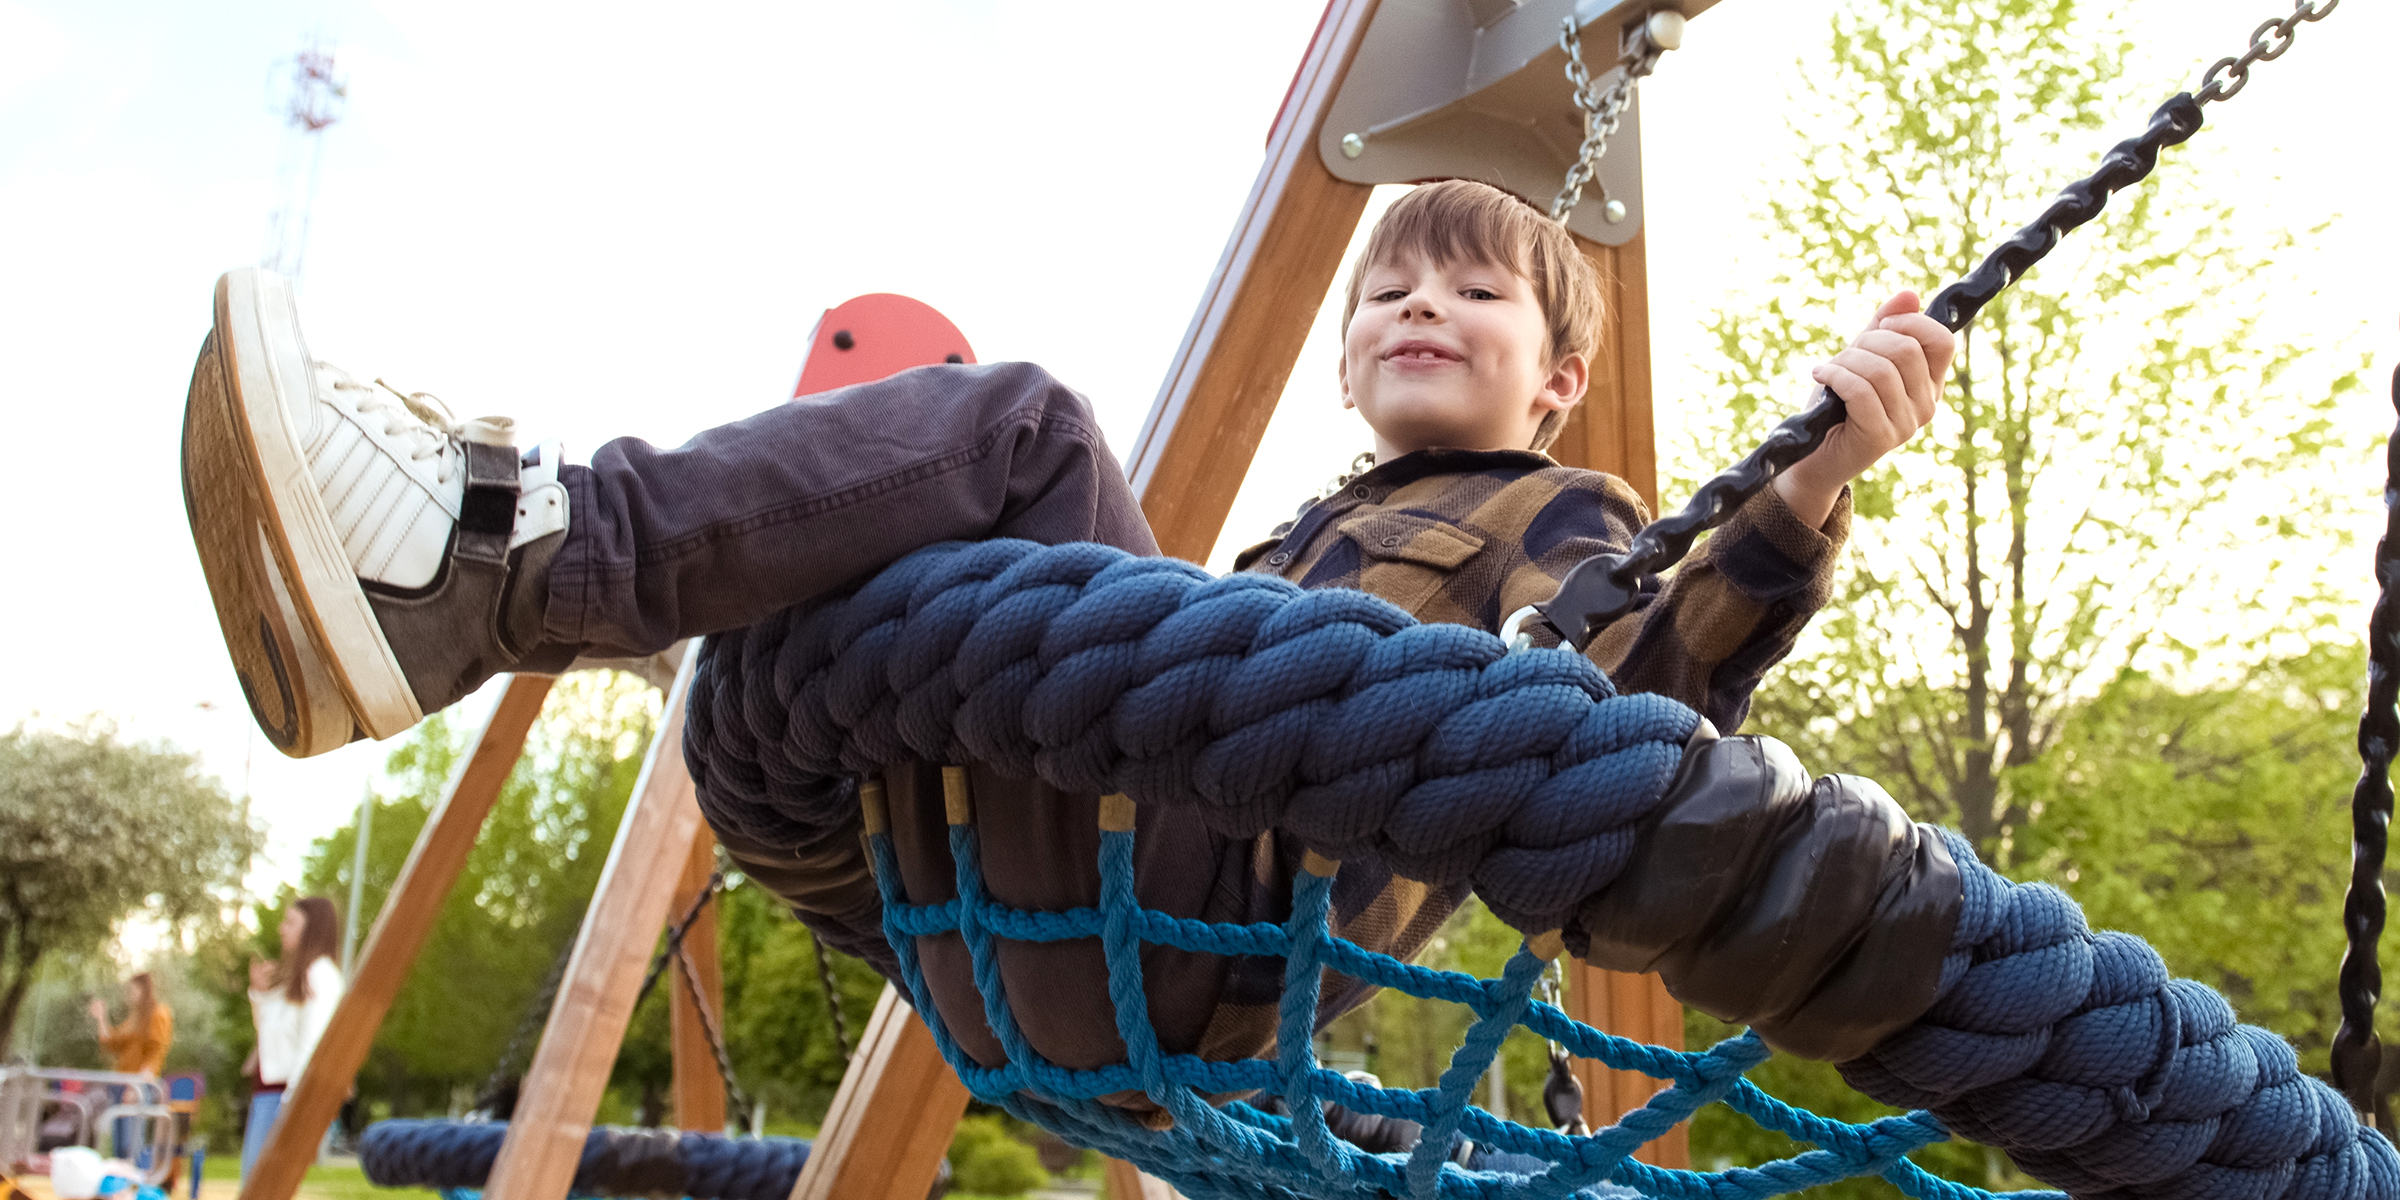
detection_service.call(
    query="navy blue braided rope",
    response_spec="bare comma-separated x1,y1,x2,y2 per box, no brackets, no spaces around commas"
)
685,539,2400,1200
357,1119,809,1200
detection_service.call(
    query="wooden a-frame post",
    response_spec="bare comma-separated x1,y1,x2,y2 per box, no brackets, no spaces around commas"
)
237,652,730,1200
236,673,557,1200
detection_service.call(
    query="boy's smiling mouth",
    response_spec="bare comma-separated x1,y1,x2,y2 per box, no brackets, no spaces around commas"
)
1384,339,1463,364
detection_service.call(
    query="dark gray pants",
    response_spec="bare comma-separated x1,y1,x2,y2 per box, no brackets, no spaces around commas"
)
542,361,1159,659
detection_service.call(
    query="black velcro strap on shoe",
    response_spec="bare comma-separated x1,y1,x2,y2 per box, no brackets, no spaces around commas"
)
456,441,520,563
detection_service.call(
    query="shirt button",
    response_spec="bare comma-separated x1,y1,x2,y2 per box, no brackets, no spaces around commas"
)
1269,552,1290,566
1352,486,1371,499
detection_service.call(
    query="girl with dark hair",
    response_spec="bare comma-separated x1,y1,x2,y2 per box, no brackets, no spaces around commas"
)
241,896,344,1182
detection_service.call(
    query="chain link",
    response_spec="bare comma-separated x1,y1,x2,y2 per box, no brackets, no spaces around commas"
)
812,937,854,1063
2196,0,2337,104
1548,15,1676,222
473,937,578,1114
673,937,755,1131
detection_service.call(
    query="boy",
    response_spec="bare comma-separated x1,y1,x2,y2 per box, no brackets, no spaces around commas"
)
183,181,1953,1092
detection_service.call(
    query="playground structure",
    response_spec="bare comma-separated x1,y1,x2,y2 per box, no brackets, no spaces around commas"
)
235,4,1684,1198
0,1069,188,1191
223,2,2378,1200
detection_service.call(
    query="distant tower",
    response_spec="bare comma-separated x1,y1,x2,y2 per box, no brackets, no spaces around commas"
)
261,39,347,285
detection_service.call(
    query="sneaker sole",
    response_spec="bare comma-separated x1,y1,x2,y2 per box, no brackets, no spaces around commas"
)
181,269,424,754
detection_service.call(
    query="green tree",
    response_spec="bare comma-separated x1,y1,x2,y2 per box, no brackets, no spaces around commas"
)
0,723,260,1053
1687,649,2383,1189
251,671,662,1119
2006,646,2378,1070
1318,898,1555,1122
1661,0,2374,1189
1678,0,2366,855
717,878,885,1127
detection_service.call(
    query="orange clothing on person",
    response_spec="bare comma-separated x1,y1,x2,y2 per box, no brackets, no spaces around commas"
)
99,1005,174,1075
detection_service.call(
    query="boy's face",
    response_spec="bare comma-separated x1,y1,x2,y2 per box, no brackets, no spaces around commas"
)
1341,248,1586,461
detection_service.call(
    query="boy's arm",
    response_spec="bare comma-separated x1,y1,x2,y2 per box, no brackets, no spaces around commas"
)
1505,471,1849,732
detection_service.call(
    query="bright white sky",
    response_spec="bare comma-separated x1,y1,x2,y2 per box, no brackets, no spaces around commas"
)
0,0,2391,892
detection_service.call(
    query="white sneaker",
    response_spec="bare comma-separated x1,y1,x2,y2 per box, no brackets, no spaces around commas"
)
181,268,567,756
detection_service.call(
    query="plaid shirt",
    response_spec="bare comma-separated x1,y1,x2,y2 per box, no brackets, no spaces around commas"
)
1235,448,1851,731
1188,448,1852,1060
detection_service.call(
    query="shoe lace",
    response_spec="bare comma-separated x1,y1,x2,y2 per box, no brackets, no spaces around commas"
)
328,374,462,484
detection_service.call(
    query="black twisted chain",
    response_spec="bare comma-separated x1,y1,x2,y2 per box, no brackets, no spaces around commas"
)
474,936,578,1114
627,869,756,1129
812,937,853,1062
2333,362,2400,1121
1534,94,2204,647
1533,0,2339,650
673,935,755,1131
632,871,725,1021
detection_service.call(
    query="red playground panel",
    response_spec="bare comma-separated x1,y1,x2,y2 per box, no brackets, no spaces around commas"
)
793,293,978,399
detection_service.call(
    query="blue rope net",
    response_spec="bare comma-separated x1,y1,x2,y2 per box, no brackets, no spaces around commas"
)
687,541,2398,1200
861,777,2045,1200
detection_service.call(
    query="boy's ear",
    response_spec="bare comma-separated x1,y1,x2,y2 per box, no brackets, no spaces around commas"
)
1338,354,1354,409
1538,351,1590,415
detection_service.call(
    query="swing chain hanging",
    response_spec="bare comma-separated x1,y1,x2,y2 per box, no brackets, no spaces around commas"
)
672,931,756,1132
473,935,577,1114
2331,361,2400,1121
812,937,853,1062
2196,0,2338,105
1529,0,2339,652
630,868,755,1129
1548,11,1681,223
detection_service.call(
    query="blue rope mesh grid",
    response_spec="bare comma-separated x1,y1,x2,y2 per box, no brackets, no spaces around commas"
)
861,770,2050,1200
687,540,2399,1200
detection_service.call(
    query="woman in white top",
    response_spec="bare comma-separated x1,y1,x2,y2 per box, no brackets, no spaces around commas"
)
241,896,344,1182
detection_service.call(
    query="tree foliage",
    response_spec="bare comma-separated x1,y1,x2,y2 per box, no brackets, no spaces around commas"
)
0,722,259,1054
209,672,664,1120
1664,0,2381,1186
258,669,876,1132
1677,0,2367,854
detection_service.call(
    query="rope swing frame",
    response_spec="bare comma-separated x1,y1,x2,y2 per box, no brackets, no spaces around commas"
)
668,6,2400,1200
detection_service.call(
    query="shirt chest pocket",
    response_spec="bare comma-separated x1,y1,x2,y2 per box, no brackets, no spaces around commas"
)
1338,512,1485,618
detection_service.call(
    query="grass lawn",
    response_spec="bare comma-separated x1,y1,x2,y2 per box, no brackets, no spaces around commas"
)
193,1154,437,1200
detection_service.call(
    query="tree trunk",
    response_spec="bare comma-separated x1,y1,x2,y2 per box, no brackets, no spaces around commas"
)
0,929,40,1057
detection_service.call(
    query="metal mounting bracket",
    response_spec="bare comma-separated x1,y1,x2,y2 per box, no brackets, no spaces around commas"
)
1316,0,1716,245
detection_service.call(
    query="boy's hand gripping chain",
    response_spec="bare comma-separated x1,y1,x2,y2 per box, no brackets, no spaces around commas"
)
1533,0,2336,652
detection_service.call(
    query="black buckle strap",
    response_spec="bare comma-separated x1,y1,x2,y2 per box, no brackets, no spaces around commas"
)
456,441,520,563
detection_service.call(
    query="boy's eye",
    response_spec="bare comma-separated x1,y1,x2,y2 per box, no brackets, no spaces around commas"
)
1462,287,1499,301
1371,288,1408,302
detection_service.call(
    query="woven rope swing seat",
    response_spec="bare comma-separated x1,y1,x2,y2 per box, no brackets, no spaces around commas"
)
684,539,2400,1200
358,1121,810,1200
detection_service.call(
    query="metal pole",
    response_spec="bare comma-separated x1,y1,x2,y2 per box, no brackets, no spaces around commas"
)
342,784,372,977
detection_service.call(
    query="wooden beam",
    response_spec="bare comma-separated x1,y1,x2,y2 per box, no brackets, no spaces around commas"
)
787,985,972,1200
1128,0,1380,561
669,829,728,1134
483,653,705,1200
1549,226,1685,1169
239,674,556,1200
1553,230,1658,508
1564,961,1687,1168
784,8,1393,1190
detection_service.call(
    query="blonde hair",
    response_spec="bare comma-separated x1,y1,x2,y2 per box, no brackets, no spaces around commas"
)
1339,180,1605,453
